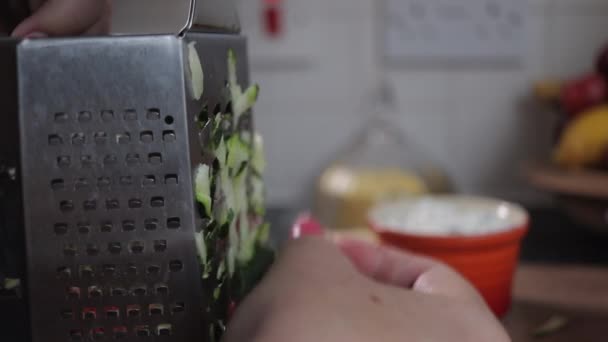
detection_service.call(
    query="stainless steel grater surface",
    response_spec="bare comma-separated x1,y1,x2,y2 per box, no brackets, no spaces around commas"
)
0,1,251,341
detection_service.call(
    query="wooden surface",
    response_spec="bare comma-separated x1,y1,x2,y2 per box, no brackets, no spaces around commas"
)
523,162,608,198
504,264,608,341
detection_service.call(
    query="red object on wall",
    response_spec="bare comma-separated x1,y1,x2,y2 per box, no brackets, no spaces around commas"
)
263,0,283,37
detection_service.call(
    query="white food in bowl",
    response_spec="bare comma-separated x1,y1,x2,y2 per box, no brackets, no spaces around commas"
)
369,196,527,237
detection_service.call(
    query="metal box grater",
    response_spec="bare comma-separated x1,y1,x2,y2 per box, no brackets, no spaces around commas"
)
0,1,251,341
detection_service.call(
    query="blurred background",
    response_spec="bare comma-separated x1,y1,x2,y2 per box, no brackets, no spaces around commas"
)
113,0,608,234
112,0,608,339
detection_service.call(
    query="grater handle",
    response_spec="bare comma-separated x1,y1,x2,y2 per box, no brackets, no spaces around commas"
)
179,0,197,36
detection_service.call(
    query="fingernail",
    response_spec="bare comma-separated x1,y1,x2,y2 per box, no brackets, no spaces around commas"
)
24,32,47,39
291,213,325,239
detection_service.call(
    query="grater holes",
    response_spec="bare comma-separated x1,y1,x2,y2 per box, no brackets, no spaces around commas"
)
127,305,141,317
124,109,138,121
131,285,147,296
67,286,80,299
148,304,164,316
77,222,91,234
75,178,90,190
167,217,180,230
54,112,69,123
101,110,115,122
57,155,71,168
128,198,142,209
61,309,74,319
143,175,156,187
153,240,167,252
129,241,145,254
60,200,74,212
98,177,111,188
140,131,154,143
111,287,127,297
82,307,97,320
83,199,97,211
108,242,122,254
71,133,86,146
88,285,103,298
94,132,108,145
48,134,63,146
150,196,164,208
147,108,161,120
120,176,134,186
127,263,138,275
164,174,178,185
105,306,120,319
125,153,141,166
155,283,168,295
117,132,131,144
147,264,161,275
164,115,174,125
79,265,94,278
171,302,185,314
91,327,105,340
103,264,116,276
213,103,222,115
169,260,183,272
64,243,77,257
225,101,233,115
81,155,94,168
78,111,92,123
57,266,72,279
54,223,68,235
69,329,83,341
156,324,172,336
106,198,120,210
135,326,150,338
162,130,176,142
51,178,65,190
86,243,100,256
113,326,128,339
101,221,113,232
148,153,162,165
144,218,158,231
104,154,118,166
122,220,135,232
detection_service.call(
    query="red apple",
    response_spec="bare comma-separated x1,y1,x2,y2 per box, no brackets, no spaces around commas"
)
560,73,608,116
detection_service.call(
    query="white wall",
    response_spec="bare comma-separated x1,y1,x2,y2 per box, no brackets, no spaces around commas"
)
111,0,608,208
245,0,608,208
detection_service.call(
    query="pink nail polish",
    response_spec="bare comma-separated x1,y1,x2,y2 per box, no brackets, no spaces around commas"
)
291,213,324,239
24,32,48,39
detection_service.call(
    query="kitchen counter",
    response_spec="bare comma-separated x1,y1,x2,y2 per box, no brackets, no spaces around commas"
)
505,265,608,341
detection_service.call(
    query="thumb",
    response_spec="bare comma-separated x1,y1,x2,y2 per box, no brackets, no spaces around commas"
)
337,238,483,302
12,0,111,37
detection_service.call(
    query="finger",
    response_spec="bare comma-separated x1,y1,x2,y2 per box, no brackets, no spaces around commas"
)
83,5,111,36
225,237,359,342
337,238,483,302
12,0,110,37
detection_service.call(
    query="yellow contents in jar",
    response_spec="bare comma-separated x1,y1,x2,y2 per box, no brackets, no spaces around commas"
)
315,166,429,229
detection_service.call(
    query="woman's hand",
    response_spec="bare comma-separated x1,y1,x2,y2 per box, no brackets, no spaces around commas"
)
9,0,111,37
224,237,510,342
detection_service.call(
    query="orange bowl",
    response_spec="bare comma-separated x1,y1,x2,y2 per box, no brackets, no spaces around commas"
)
369,196,529,317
